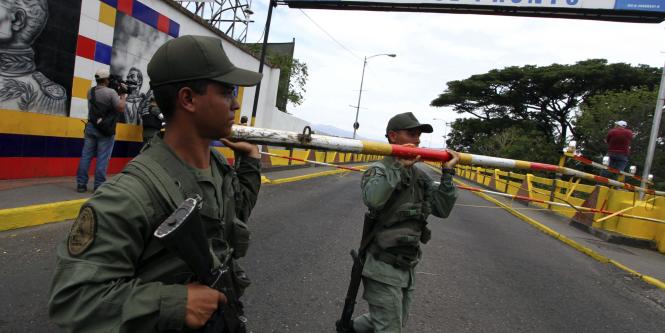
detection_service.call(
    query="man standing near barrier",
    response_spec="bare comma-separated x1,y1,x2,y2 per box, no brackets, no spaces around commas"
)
341,112,459,332
605,120,634,173
49,35,263,332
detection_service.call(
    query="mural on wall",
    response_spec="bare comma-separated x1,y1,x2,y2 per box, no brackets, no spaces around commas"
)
111,12,172,125
0,0,79,116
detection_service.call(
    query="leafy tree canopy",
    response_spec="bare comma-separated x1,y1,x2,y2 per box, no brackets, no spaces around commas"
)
575,88,665,188
432,59,660,146
447,118,560,164
245,44,309,111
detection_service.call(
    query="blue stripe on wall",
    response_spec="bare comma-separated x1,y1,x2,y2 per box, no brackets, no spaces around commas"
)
169,20,180,37
133,1,159,28
100,0,118,8
95,42,113,65
0,133,142,158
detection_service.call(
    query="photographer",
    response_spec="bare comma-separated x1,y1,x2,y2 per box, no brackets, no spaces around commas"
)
75,68,127,193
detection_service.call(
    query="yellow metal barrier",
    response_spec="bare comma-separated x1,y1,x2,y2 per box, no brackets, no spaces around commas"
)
454,164,665,253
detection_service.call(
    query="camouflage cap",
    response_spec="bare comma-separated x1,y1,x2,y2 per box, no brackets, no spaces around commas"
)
386,112,433,133
148,35,262,87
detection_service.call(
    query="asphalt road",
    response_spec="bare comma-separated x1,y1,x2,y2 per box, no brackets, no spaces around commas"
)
2,170,665,332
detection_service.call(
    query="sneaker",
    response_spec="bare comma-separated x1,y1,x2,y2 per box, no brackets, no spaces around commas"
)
76,185,87,193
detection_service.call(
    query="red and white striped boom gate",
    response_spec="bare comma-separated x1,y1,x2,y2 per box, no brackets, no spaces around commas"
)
231,125,663,196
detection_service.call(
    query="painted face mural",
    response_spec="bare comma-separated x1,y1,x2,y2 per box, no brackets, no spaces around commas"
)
0,0,71,116
111,12,172,125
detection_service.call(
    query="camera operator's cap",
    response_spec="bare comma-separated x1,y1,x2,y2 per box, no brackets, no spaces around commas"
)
615,120,628,127
94,68,110,80
386,112,433,133
148,35,262,87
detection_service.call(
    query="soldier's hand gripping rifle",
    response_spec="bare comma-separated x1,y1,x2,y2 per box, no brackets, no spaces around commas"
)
154,197,247,333
336,213,376,333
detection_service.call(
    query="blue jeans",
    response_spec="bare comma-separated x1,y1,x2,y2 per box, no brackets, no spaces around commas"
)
601,152,629,180
608,152,629,172
76,122,115,189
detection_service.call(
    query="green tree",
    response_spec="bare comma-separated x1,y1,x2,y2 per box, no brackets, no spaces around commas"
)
432,59,660,147
245,44,309,111
575,88,665,188
447,118,559,164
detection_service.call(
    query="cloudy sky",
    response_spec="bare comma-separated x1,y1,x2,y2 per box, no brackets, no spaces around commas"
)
242,1,665,147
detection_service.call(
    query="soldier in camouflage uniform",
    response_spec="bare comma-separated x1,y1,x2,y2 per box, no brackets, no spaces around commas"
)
48,35,263,332
352,112,459,333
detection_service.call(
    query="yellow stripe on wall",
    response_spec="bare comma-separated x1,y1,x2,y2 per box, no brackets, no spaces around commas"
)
72,76,92,99
99,2,117,27
0,109,143,142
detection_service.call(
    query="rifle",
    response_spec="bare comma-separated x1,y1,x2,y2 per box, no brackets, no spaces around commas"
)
337,213,376,333
154,197,247,333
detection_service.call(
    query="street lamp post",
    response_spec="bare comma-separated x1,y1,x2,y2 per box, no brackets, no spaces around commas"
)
352,53,396,139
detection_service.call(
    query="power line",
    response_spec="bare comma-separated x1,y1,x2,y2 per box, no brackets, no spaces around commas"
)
297,9,362,61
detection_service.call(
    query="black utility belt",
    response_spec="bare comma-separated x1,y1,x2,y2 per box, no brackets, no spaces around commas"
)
369,244,419,270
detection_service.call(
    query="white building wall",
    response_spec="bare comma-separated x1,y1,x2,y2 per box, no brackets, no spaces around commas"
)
142,0,281,126
266,109,312,133
76,0,309,131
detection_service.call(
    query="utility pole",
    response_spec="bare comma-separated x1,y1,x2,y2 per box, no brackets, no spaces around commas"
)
640,63,665,197
250,0,276,127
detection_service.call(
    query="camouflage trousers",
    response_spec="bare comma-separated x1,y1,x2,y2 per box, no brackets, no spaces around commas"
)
352,277,413,333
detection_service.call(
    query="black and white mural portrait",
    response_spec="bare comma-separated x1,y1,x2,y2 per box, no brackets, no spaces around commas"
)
111,12,172,125
0,0,79,116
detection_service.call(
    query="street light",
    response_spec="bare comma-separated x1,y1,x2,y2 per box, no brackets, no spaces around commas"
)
352,53,396,139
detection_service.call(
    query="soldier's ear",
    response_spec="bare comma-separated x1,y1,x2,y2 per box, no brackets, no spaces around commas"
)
11,9,27,32
177,87,196,114
387,130,397,144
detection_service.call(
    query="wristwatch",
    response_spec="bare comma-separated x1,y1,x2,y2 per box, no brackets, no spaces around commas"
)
442,167,456,176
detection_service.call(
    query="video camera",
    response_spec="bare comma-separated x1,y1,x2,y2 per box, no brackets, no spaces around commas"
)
108,74,133,95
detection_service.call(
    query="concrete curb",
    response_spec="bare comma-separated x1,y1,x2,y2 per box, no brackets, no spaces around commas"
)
0,167,363,231
453,177,665,291
0,199,86,232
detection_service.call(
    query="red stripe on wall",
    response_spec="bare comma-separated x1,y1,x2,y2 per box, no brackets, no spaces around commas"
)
0,157,132,180
118,0,133,15
0,156,236,180
157,14,170,33
76,35,96,60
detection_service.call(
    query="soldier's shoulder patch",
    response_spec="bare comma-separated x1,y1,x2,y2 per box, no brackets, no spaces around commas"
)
68,206,97,256
32,72,66,100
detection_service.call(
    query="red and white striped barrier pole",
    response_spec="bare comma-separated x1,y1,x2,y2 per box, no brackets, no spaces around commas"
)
565,152,651,185
255,150,665,225
232,125,663,196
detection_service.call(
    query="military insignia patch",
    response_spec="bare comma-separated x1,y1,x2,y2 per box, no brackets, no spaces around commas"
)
68,206,97,256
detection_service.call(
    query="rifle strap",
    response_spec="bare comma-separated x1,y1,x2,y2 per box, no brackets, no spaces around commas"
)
356,160,411,256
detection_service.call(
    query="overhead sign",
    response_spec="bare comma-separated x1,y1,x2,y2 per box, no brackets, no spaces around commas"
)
282,0,665,23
